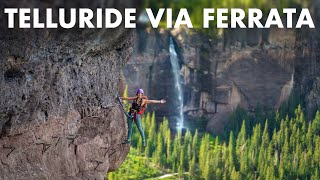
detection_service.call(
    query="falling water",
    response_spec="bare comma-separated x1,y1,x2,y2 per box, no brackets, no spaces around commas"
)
169,37,184,130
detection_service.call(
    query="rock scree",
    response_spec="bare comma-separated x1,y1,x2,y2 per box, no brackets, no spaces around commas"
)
0,0,140,179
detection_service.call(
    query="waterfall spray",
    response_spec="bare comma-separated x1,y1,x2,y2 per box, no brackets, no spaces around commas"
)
169,37,184,130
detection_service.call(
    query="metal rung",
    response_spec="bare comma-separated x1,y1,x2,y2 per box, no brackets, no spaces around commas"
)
35,139,50,146
3,145,13,149
66,134,79,140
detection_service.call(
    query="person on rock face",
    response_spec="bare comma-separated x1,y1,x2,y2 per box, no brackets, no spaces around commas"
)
120,89,166,146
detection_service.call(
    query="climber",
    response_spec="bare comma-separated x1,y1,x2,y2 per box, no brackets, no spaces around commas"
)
120,89,166,146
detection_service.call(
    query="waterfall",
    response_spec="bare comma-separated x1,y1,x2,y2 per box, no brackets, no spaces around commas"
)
169,37,184,130
278,73,294,108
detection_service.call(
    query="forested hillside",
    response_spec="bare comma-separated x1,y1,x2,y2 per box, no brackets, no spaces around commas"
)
108,104,320,179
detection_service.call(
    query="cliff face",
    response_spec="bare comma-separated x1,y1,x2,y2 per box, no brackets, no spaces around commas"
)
123,5,320,133
293,0,320,118
124,27,295,132
0,1,138,179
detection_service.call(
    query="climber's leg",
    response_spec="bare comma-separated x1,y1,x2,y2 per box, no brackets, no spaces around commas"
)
134,114,146,146
124,115,133,144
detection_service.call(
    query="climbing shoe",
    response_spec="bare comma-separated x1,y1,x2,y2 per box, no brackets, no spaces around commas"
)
122,140,131,145
142,141,146,147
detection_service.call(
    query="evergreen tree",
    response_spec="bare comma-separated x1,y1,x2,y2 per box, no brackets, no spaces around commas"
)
239,143,249,176
187,143,192,167
273,149,279,171
228,132,236,176
214,137,222,170
222,142,228,179
184,130,193,165
312,111,320,135
306,122,313,149
293,140,301,172
148,112,156,153
145,113,151,134
192,129,199,159
314,137,320,168
137,137,142,155
178,165,183,179
144,138,152,157
236,120,247,154
189,155,196,180
311,168,319,180
161,118,169,138
184,130,193,146
250,124,261,169
172,131,181,170
230,167,240,180
179,147,185,172
223,167,228,180
257,119,270,179
279,119,286,146
199,134,210,175
109,102,320,180
154,133,164,166
262,119,270,148
236,120,247,171
148,112,156,139
215,168,222,180
295,104,305,126
166,129,171,165
281,133,290,178
203,152,213,180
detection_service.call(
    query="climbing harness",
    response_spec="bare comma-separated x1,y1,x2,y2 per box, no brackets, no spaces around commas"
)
130,96,148,115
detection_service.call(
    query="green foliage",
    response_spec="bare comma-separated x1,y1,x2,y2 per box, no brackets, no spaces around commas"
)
312,111,320,135
122,85,130,112
108,104,320,179
107,149,162,180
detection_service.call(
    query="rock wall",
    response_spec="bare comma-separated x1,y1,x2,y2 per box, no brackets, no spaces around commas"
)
293,0,320,118
0,0,139,179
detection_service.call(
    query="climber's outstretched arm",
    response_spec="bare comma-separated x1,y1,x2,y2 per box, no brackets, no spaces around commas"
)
144,99,166,104
120,97,136,101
